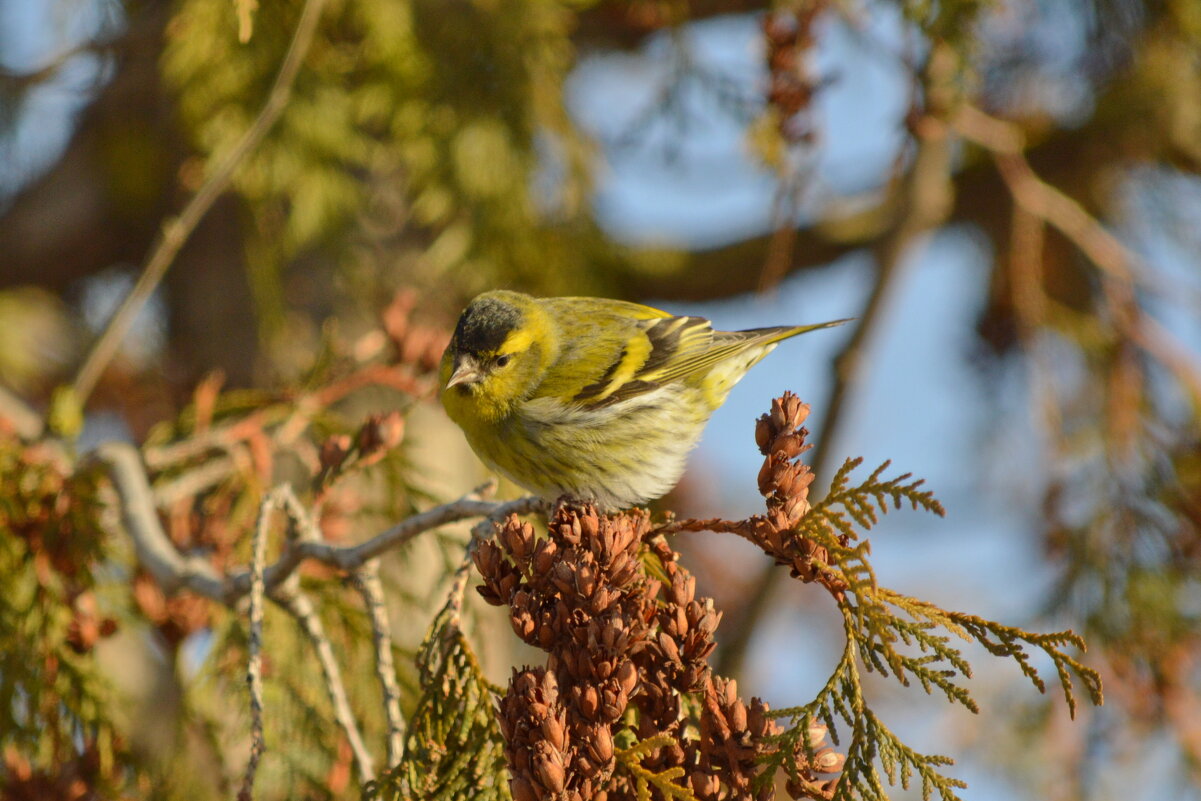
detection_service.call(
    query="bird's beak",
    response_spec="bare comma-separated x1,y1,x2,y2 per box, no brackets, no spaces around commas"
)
446,356,483,389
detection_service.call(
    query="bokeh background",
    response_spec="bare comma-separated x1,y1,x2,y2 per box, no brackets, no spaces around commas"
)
2,0,1200,799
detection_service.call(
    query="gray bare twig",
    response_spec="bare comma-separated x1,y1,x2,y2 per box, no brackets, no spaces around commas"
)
91,440,541,608
351,563,406,768
71,0,330,406
238,491,274,801
276,589,377,783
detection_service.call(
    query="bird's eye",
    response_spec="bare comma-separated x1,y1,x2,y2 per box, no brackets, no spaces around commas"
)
496,354,512,368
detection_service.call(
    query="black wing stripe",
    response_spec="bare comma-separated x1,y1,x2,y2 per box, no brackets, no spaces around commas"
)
570,315,717,409
640,327,786,384
580,379,660,409
573,345,629,403
639,316,709,375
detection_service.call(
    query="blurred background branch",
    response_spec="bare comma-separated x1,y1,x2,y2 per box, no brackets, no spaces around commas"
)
70,0,329,406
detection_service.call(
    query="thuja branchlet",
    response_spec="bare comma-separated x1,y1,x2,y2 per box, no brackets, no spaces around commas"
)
374,392,1102,801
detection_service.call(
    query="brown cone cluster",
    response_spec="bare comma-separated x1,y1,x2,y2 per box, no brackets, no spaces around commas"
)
668,392,847,596
750,393,840,589
697,677,843,800
314,411,406,496
475,494,844,800
476,506,655,800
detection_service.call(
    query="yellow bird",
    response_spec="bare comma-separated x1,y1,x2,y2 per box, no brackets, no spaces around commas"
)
440,290,846,509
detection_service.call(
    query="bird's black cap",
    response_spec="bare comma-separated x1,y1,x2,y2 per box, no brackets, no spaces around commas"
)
452,296,522,356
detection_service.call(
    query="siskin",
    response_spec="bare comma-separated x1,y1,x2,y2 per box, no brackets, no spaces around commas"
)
440,290,846,509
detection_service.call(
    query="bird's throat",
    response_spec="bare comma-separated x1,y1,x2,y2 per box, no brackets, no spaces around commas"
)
445,383,514,426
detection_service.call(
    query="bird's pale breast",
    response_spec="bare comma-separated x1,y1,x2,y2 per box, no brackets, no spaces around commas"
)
464,385,708,508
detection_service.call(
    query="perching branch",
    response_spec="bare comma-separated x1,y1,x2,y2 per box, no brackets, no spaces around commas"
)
70,0,330,406
445,488,533,629
94,442,227,600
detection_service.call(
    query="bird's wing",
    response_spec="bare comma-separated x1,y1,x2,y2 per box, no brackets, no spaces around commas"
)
534,304,782,408
534,298,846,410
529,297,672,407
566,315,720,408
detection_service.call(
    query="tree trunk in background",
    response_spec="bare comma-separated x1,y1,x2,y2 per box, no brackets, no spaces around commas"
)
0,3,260,386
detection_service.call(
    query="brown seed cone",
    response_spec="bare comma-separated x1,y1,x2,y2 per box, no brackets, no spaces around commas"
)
501,667,574,800
694,675,843,800
491,505,663,800
741,392,853,595
475,536,524,605
485,496,840,801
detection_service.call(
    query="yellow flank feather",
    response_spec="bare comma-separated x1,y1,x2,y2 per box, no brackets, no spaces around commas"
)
439,290,847,508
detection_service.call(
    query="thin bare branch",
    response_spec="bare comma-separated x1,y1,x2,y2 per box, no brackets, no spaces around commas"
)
92,442,227,599
142,414,275,469
955,104,1201,409
445,523,489,632
275,589,376,783
237,492,274,801
71,0,329,405
1006,201,1065,452
153,455,238,506
267,483,325,543
90,457,526,785
445,484,534,629
715,87,955,678
239,495,543,601
90,440,540,607
758,171,805,294
351,563,406,768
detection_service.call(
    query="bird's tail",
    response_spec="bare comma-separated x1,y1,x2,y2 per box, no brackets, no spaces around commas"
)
743,318,853,345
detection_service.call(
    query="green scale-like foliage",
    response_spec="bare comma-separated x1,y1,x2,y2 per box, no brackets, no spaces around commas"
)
364,606,511,801
751,458,1106,801
0,440,140,795
615,734,697,801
